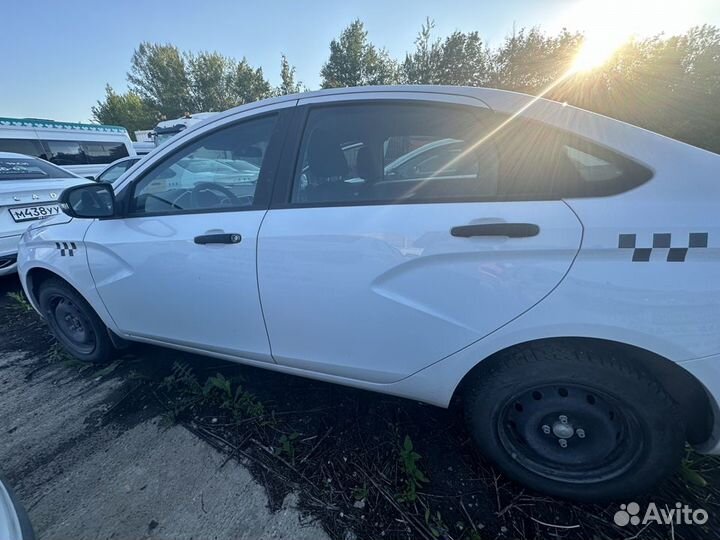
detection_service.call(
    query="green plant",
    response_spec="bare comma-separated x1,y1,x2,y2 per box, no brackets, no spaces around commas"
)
275,432,300,464
204,372,265,420
397,435,429,502
8,291,32,313
424,507,447,538
680,447,710,488
352,484,368,501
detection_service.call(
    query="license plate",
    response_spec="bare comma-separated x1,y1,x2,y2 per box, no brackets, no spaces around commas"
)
9,204,61,222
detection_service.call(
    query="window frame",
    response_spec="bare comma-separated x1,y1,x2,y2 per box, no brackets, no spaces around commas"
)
115,110,289,220
270,100,653,209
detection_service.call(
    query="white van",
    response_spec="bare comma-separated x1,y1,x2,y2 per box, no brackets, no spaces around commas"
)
0,117,136,178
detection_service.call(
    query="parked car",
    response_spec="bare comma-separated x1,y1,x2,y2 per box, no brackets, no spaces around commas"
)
151,112,217,147
16,86,720,501
0,152,88,276
93,156,142,184
0,117,136,179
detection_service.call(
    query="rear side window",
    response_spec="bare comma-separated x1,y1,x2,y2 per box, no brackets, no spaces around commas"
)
291,104,498,204
290,103,651,205
44,140,130,166
0,157,75,179
83,141,130,164
0,138,47,160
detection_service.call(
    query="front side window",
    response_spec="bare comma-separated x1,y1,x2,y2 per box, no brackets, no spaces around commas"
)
130,115,276,215
292,104,498,205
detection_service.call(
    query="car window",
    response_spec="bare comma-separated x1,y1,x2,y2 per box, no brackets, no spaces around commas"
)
292,104,498,205
0,138,48,160
45,140,87,165
290,103,652,206
130,115,276,215
0,156,76,179
83,141,130,164
97,159,137,183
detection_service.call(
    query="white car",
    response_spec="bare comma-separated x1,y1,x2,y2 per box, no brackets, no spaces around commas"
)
93,156,142,184
0,152,88,276
16,86,720,501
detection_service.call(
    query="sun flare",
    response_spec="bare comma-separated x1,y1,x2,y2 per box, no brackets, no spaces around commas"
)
565,0,697,73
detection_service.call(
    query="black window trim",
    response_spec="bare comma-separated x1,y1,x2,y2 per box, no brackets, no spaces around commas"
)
113,109,293,220
269,99,654,210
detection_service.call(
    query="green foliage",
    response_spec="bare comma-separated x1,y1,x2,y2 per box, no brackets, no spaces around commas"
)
7,291,32,313
352,483,368,501
161,363,264,423
680,447,711,488
91,86,156,138
128,42,192,119
320,19,399,88
424,507,447,538
276,54,303,96
228,59,272,105
397,435,429,502
275,431,300,464
186,51,237,112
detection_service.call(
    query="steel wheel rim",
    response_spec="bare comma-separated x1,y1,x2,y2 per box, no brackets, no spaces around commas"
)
47,294,96,355
497,383,645,483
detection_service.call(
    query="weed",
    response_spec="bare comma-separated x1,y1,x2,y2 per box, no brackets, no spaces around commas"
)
680,447,710,488
352,484,368,501
275,431,300,464
423,507,447,538
8,291,32,313
397,434,429,503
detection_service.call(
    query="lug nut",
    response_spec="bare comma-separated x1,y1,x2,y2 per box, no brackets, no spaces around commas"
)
577,429,585,438
542,424,551,434
559,415,568,424
559,438,568,448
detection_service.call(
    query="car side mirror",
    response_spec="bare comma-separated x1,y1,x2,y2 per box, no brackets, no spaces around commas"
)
60,183,116,219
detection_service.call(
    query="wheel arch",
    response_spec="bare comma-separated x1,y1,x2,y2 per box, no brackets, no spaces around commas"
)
453,337,714,446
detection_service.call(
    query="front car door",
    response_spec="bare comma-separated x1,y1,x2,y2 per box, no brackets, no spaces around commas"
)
84,105,292,362
257,93,584,383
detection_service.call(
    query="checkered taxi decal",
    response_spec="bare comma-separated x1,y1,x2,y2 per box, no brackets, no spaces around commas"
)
55,242,77,257
619,232,708,262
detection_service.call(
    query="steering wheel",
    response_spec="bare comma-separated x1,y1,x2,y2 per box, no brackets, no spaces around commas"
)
190,182,241,208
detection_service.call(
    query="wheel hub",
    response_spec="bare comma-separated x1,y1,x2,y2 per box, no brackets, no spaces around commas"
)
551,418,575,439
47,295,96,355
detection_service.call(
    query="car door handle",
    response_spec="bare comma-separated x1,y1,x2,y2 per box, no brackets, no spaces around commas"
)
194,233,242,245
450,223,540,238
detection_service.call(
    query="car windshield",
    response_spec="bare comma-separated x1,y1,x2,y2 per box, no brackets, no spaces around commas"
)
0,157,76,180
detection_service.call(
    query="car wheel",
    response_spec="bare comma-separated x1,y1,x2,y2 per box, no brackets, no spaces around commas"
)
38,278,116,363
463,341,685,502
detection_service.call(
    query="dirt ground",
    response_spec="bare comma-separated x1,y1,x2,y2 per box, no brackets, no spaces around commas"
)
1,273,720,540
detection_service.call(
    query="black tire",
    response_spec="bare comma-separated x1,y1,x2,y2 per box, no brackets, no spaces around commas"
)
463,341,685,502
38,278,116,363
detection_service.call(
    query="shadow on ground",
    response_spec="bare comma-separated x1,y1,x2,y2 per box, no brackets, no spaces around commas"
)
1,274,719,540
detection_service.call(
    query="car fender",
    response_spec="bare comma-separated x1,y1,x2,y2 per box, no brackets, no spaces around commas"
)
17,218,120,333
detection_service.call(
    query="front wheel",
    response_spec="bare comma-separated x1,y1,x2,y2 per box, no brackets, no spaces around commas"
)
38,278,116,363
463,342,685,502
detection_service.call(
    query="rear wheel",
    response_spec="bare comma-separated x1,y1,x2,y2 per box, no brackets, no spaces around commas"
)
463,342,685,501
38,278,115,363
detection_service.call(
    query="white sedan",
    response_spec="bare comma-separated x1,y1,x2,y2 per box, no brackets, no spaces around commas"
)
16,86,720,501
0,152,88,276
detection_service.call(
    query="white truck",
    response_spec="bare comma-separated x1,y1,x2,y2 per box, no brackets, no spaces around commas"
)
150,113,217,147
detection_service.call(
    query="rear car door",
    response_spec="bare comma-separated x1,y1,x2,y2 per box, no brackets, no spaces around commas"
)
84,107,290,362
257,95,583,383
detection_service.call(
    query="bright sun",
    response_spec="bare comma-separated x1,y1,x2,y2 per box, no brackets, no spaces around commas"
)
565,0,696,73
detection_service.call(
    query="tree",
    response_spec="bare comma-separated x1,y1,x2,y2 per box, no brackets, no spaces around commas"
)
127,42,191,118
320,19,399,88
229,59,272,105
402,19,490,86
276,54,302,95
186,51,236,112
402,18,443,84
91,85,156,139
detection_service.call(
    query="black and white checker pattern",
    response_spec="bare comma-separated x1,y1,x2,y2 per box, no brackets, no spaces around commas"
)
55,241,77,257
618,232,708,262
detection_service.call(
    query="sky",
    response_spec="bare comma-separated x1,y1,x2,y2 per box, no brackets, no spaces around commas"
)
1,0,718,123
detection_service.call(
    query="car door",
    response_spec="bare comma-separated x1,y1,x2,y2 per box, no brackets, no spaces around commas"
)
84,108,290,362
257,95,583,383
